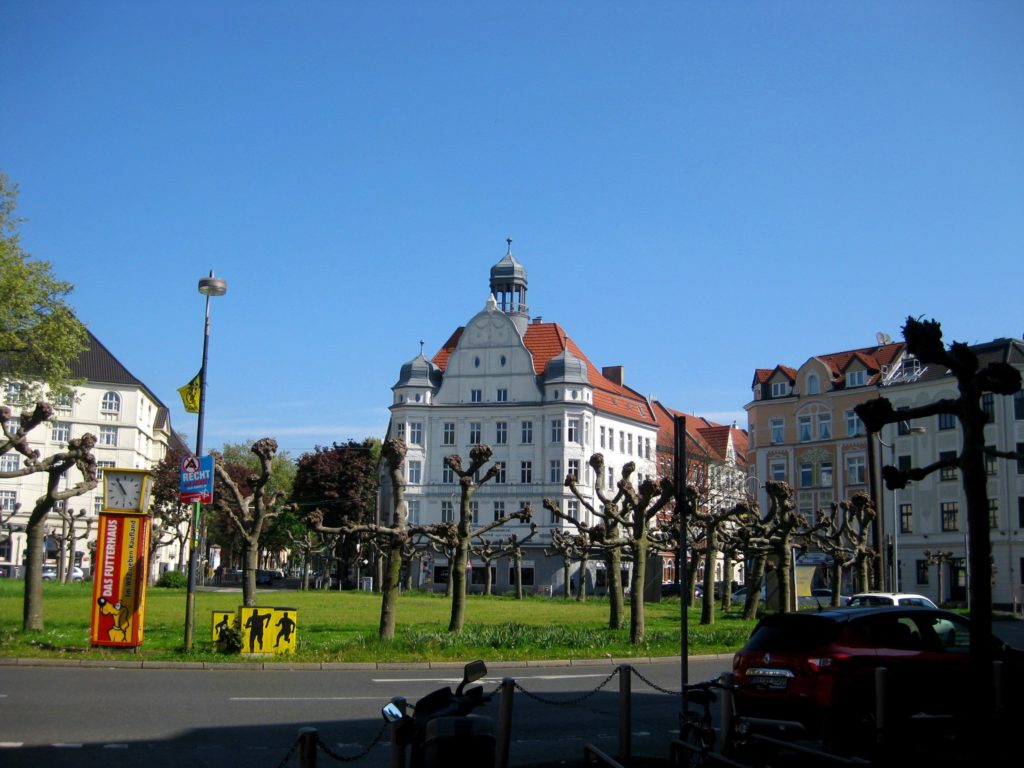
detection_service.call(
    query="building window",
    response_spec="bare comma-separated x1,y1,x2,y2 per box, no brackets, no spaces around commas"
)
471,389,482,403
770,460,786,482
608,467,615,488
469,501,478,522
101,391,121,414
566,499,579,521
846,370,866,387
567,418,580,444
408,461,422,484
989,498,999,529
940,451,958,481
409,422,423,446
99,426,118,447
846,455,865,485
1014,390,1024,420
496,388,508,402
493,500,505,522
981,393,995,423
1018,497,1024,527
495,422,507,445
0,490,16,512
53,392,73,412
396,423,406,439
521,421,533,444
806,373,820,395
897,454,912,472
645,438,651,459
442,422,455,446
408,500,420,524
494,462,506,484
820,461,833,486
985,446,998,476
509,563,535,586
550,459,562,483
51,422,71,443
4,382,23,404
770,418,784,444
1018,443,1024,474
799,463,813,487
469,422,481,444
551,419,563,443
600,426,606,448
0,453,19,472
627,434,633,455
798,416,812,443
442,466,454,484
568,459,581,482
441,501,454,523
938,412,956,431
900,503,913,533
818,414,832,440
771,381,789,398
941,501,959,531
916,559,929,585
619,431,625,453
520,461,532,484
845,410,863,437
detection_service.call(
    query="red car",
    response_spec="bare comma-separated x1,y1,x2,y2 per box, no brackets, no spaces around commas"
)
731,606,1022,746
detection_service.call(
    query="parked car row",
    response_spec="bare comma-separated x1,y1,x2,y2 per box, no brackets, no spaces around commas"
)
41,565,84,582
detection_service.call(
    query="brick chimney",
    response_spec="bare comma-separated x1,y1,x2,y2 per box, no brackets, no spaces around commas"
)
602,365,624,386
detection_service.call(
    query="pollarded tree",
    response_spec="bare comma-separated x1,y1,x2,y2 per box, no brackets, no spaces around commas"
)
212,438,288,606
811,493,876,605
548,455,674,644
544,453,629,629
855,316,1023,721
545,528,591,600
420,444,531,633
761,480,825,613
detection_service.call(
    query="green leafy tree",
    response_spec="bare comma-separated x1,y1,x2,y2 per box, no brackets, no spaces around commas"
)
0,172,87,401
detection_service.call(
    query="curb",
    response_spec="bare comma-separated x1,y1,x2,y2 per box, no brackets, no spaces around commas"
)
0,653,733,671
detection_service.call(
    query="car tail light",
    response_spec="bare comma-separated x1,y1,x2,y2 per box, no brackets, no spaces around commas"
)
806,653,850,672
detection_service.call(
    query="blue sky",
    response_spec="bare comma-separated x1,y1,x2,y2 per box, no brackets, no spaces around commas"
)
2,1,1022,459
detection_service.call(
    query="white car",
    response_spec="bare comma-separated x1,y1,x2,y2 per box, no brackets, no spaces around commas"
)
41,565,84,582
846,591,936,608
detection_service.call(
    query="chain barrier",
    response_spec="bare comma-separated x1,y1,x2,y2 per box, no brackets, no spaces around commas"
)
512,666,621,706
317,720,391,763
628,665,683,697
275,736,301,768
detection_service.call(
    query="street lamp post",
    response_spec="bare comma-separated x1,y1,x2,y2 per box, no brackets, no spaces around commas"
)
183,270,227,651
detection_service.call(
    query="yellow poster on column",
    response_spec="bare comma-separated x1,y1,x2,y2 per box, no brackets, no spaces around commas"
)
90,513,151,647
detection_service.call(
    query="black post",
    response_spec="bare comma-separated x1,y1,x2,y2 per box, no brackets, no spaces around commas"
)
674,415,689,718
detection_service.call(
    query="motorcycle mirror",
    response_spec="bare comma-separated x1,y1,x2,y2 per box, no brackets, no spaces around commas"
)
381,701,405,723
456,660,487,695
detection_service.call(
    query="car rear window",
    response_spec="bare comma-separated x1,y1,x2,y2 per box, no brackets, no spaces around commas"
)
745,616,842,652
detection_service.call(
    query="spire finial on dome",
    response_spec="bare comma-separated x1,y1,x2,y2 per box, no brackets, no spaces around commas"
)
506,236,512,255
419,339,425,355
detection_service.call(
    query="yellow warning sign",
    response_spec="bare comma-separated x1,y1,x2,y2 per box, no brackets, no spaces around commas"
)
239,606,297,654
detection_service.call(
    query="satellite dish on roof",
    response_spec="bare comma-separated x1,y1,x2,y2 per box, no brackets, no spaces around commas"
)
876,331,892,345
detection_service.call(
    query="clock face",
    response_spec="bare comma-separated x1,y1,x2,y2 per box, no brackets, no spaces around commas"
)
104,471,145,511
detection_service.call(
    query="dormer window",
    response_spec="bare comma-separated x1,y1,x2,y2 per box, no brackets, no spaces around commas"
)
805,373,819,395
770,381,790,398
847,370,867,387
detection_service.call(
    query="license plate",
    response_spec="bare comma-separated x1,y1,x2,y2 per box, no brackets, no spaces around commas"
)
750,675,788,690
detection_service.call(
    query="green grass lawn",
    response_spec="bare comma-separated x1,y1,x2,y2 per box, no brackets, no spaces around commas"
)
0,580,757,663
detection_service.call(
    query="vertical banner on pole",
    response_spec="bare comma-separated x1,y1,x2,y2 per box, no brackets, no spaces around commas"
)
90,513,152,647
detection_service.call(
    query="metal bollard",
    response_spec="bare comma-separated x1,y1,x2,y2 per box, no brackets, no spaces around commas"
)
993,660,1004,714
389,697,408,768
718,672,735,752
297,727,318,768
618,664,632,763
496,678,515,768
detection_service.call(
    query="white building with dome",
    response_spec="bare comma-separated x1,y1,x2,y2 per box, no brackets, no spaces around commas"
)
382,243,660,594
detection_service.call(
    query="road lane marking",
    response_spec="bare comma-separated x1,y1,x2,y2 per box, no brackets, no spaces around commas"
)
230,696,383,701
372,673,609,683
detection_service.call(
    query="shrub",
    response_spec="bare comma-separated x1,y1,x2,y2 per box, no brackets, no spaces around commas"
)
156,570,188,589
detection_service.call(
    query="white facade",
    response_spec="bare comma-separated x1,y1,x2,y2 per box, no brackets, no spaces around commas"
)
385,251,659,594
0,330,181,579
877,337,1024,609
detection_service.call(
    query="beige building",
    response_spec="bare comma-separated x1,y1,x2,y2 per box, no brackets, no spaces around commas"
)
0,328,184,579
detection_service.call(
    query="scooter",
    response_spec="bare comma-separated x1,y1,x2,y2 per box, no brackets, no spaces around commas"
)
382,659,497,768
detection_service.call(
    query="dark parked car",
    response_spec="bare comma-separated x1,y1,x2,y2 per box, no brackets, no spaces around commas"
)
731,606,1023,743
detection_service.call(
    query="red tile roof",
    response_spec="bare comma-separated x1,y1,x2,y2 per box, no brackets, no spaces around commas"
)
431,321,656,425
756,342,905,390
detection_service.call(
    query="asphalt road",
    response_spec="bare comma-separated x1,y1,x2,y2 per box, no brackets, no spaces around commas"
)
0,656,731,768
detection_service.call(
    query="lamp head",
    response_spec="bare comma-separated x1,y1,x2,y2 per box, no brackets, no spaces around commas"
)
198,270,227,297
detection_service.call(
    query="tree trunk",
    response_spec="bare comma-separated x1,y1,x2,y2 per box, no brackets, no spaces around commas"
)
378,542,403,640
23,513,47,631
777,540,793,613
562,560,571,598
606,547,624,629
742,556,766,620
629,540,648,644
448,533,470,632
242,538,259,607
701,528,718,626
513,552,524,599
577,553,589,602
